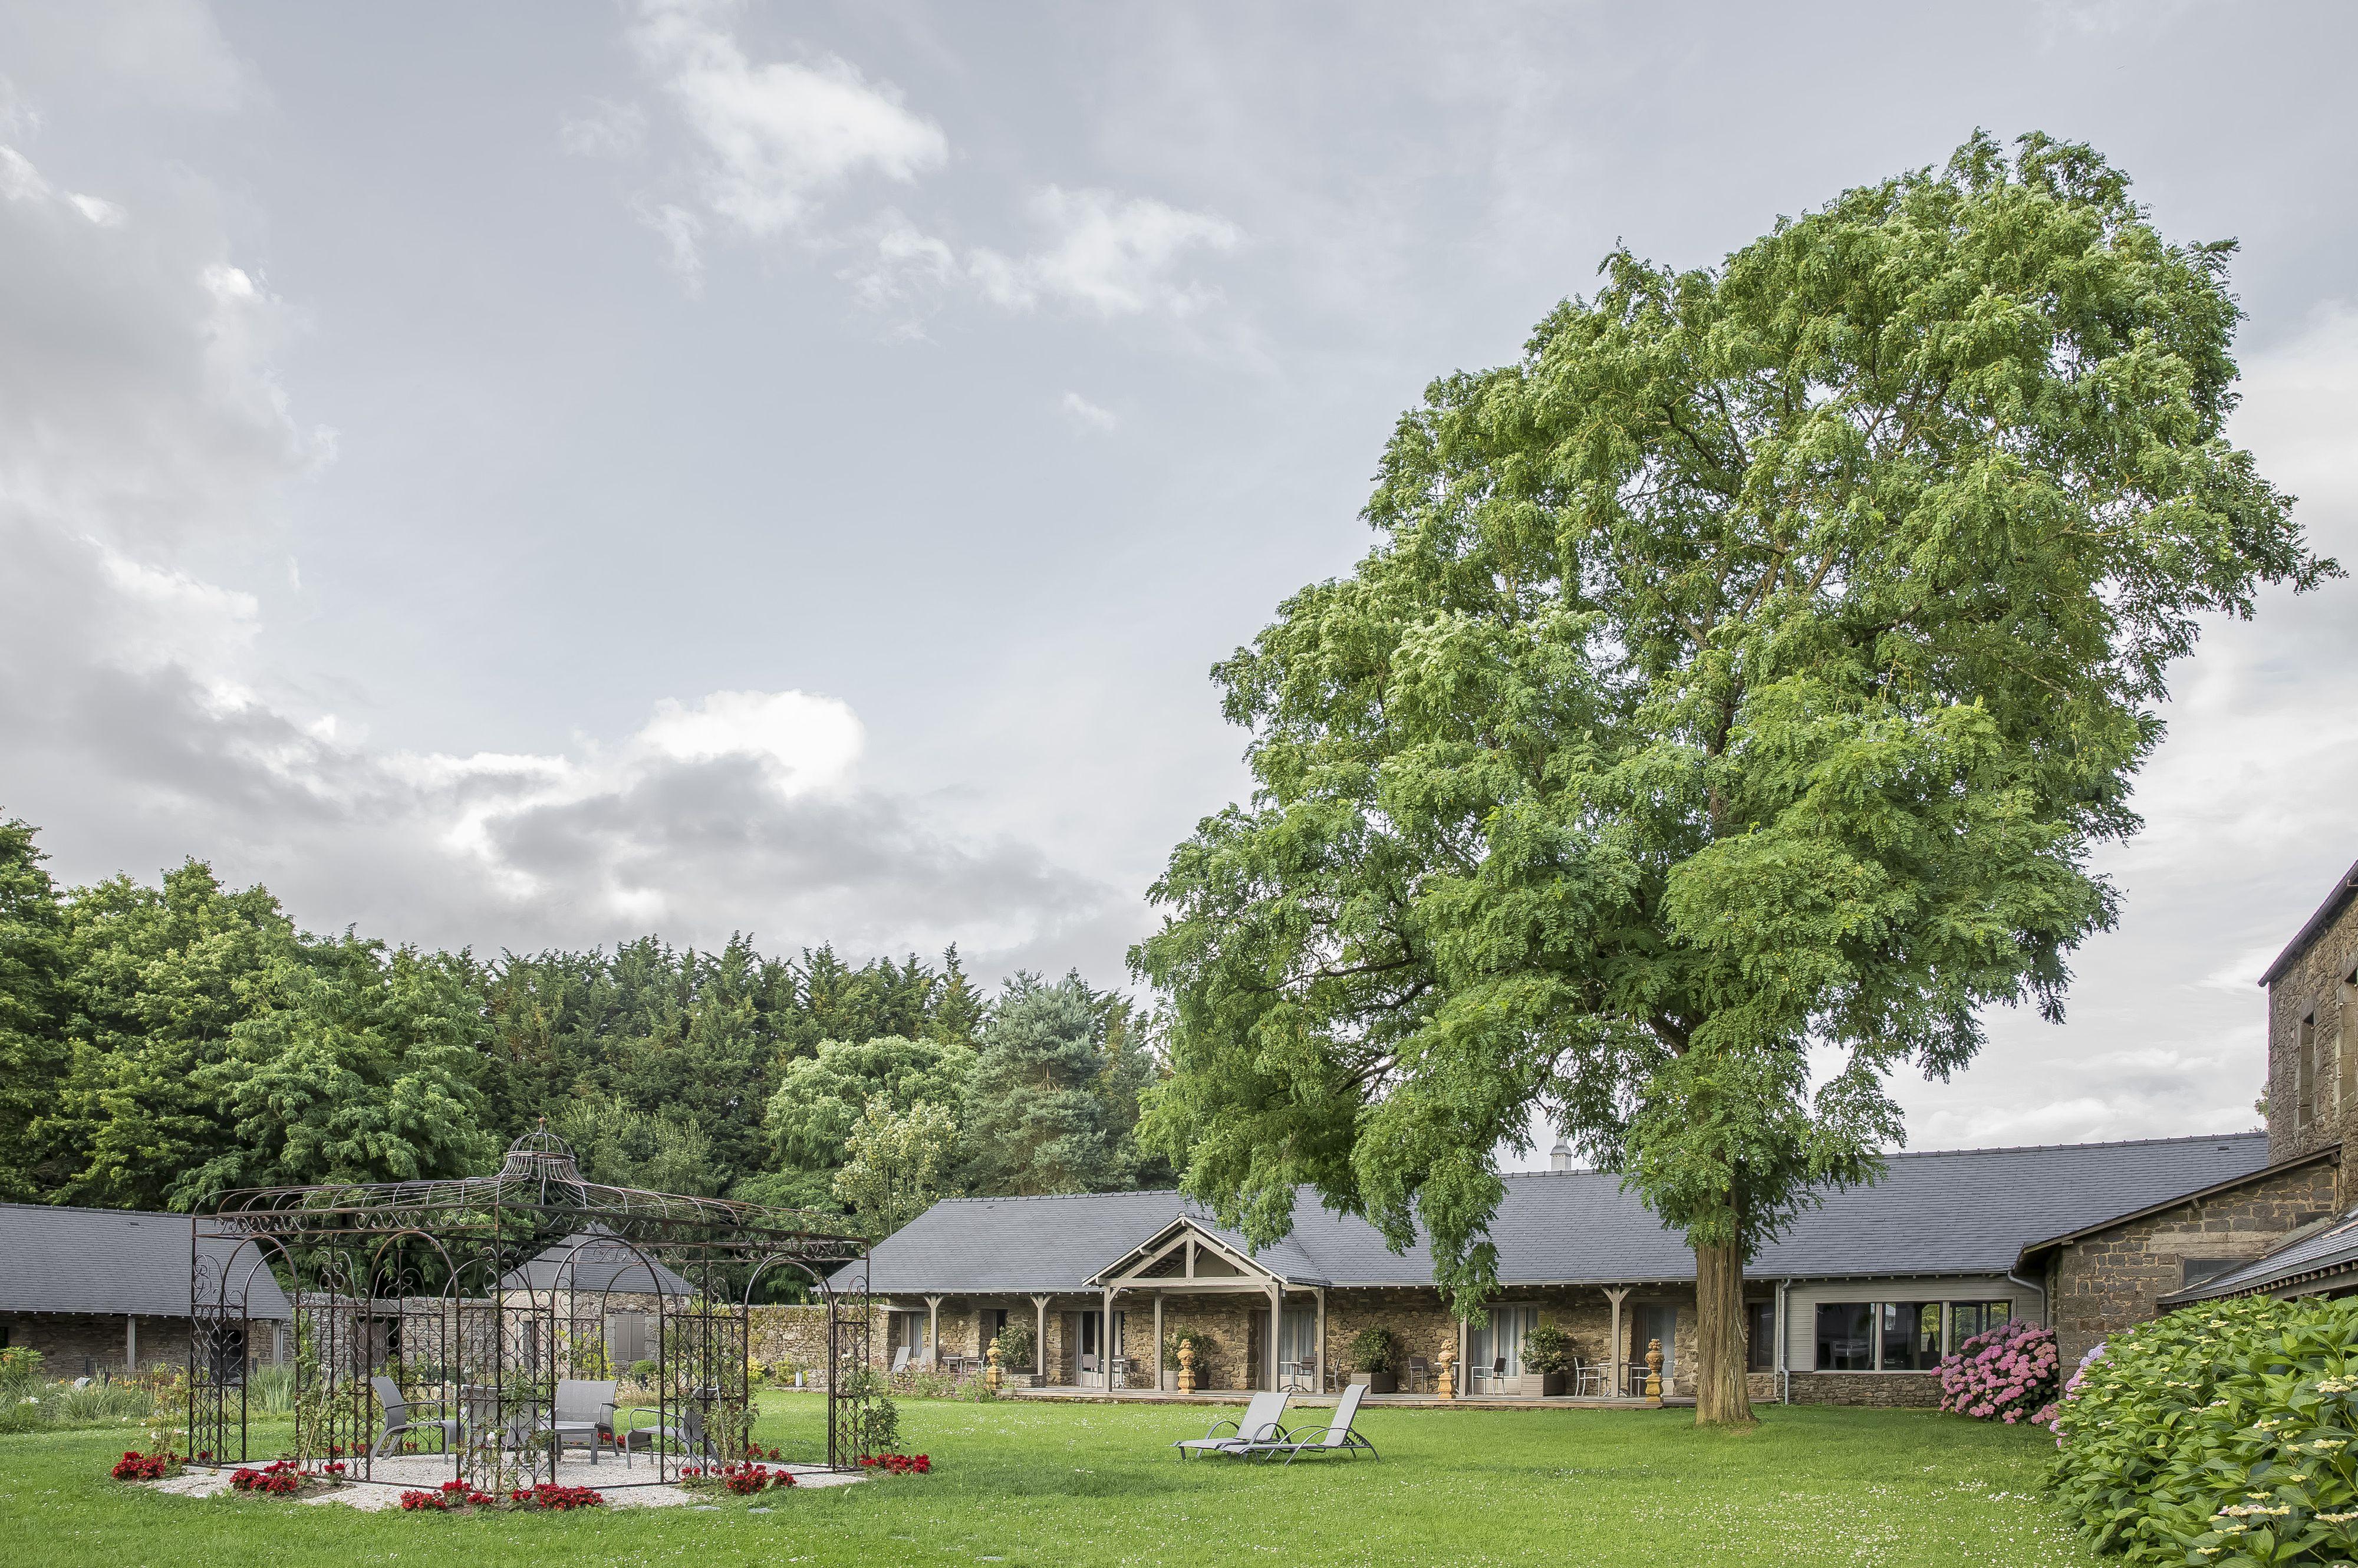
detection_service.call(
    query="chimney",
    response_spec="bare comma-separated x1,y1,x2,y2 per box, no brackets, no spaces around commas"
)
1549,1141,1573,1172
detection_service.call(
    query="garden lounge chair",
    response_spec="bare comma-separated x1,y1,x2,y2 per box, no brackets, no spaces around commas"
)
370,1375,460,1458
890,1345,912,1375
549,1378,618,1465
1244,1381,1378,1465
1170,1390,1288,1460
621,1389,718,1468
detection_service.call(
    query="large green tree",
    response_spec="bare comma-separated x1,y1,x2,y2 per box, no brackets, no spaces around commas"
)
755,1033,977,1211
0,819,70,1201
961,971,1169,1197
1132,133,2336,1425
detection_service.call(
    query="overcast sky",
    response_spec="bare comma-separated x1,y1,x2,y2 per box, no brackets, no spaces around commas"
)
2,0,2353,1159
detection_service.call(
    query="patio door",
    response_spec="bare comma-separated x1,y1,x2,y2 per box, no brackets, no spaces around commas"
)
1467,1305,1536,1394
1278,1308,1317,1389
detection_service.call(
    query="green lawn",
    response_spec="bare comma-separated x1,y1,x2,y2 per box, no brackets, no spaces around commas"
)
0,1394,2096,1567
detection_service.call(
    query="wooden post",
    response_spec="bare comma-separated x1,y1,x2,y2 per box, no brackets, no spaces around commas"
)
1153,1293,1165,1392
1031,1295,1050,1386
1102,1285,1116,1392
1605,1287,1631,1400
125,1318,137,1378
1312,1287,1326,1395
924,1296,942,1368
1268,1283,1283,1392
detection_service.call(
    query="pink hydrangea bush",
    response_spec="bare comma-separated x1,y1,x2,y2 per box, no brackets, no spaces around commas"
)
1937,1316,2059,1424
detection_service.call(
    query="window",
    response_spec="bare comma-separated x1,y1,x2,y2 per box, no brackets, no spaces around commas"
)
1815,1303,1875,1371
2299,1012,2319,1129
1881,1303,1940,1370
1746,1300,1776,1372
1949,1300,2013,1349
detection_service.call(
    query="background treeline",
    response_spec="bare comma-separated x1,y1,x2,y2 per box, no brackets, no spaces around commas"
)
0,817,1170,1223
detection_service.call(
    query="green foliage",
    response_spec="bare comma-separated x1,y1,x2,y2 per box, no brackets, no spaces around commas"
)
0,1348,44,1396
0,821,69,1203
840,1367,900,1457
834,1096,960,1239
1346,1326,1399,1375
179,937,495,1203
994,1322,1036,1372
556,1093,721,1195
960,971,1168,1196
1523,1323,1576,1377
1132,132,2335,1327
763,1033,976,1206
2049,1296,2358,1564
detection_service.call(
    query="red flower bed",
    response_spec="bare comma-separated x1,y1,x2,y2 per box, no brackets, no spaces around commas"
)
110,1450,180,1481
860,1452,931,1475
399,1478,499,1511
514,1483,604,1510
229,1461,311,1495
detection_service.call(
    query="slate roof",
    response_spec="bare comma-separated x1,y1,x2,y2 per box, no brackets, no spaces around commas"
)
2260,855,2358,986
498,1228,699,1299
0,1204,294,1320
2160,1204,2358,1305
859,1133,2271,1294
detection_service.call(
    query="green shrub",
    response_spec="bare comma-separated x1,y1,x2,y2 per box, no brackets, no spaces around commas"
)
1346,1326,1398,1376
52,1380,150,1425
994,1322,1035,1373
0,1392,47,1432
0,1348,43,1398
2049,1294,2358,1563
629,1359,660,1383
247,1363,298,1415
1522,1323,1575,1377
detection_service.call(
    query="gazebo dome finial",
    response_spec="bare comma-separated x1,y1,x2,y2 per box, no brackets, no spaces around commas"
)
499,1121,584,1185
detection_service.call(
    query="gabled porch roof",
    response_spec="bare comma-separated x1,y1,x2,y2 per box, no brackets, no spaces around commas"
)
1085,1215,1323,1290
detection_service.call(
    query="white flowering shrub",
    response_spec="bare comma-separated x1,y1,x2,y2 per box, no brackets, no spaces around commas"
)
2047,1294,2358,1564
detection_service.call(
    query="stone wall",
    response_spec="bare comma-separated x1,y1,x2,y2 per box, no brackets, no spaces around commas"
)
2048,1152,2341,1362
747,1302,888,1385
1786,1371,1945,1407
0,1313,203,1379
2267,877,2358,1165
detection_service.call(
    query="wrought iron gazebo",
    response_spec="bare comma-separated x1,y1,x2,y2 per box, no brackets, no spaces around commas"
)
187,1127,873,1488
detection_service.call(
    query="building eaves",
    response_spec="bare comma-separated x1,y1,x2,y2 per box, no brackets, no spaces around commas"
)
2260,856,2358,987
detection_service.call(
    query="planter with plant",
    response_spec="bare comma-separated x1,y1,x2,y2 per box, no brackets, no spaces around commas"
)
1163,1326,1217,1391
1346,1326,1399,1394
1519,1322,1573,1397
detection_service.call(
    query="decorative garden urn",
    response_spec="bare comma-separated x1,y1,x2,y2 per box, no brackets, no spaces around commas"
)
1177,1337,1197,1393
985,1334,1002,1394
1645,1338,1664,1405
1435,1338,1455,1401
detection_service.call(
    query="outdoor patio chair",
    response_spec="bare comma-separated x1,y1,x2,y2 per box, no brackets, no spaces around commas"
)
1241,1381,1378,1465
370,1375,460,1458
1572,1358,1605,1398
621,1389,719,1468
890,1345,912,1375
1170,1390,1289,1460
1403,1356,1430,1394
549,1378,618,1465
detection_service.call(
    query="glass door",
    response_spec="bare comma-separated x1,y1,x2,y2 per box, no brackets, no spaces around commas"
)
1277,1308,1318,1389
1468,1306,1536,1394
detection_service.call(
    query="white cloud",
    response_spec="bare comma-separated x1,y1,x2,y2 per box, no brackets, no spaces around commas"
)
1059,391,1120,433
0,121,1116,966
970,186,1241,318
628,0,945,241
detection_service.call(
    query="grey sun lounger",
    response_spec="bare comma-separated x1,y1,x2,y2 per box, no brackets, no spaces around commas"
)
1240,1381,1378,1464
1170,1390,1288,1460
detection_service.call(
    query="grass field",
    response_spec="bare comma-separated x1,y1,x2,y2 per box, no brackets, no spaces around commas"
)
0,1393,2097,1568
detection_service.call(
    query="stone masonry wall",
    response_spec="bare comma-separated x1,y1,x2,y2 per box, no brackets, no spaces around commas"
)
1787,1371,1944,1407
0,1313,202,1379
2049,1154,2341,1363
2268,882,2358,1165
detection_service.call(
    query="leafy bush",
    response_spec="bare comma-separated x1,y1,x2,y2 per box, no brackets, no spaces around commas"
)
246,1363,297,1415
1938,1317,2059,1424
629,1359,660,1383
994,1322,1035,1372
1522,1323,1576,1377
53,1380,151,1424
0,1349,43,1397
2048,1294,2358,1563
1346,1326,1398,1376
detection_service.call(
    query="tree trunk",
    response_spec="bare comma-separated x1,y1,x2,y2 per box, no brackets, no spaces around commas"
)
1694,1227,1756,1428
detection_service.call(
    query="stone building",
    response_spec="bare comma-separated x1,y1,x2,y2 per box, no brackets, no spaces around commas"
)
0,1203,293,1378
859,1135,2278,1408
2263,856,2358,1166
